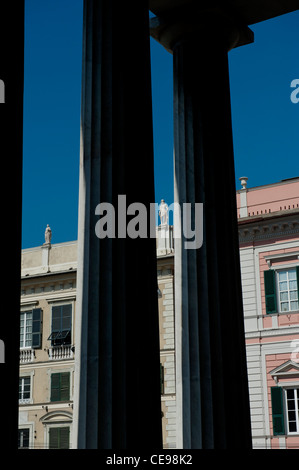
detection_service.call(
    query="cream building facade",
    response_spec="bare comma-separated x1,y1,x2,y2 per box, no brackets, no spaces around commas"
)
19,240,77,449
19,226,176,449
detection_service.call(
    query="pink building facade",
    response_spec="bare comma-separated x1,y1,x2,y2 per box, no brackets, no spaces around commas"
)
237,177,299,449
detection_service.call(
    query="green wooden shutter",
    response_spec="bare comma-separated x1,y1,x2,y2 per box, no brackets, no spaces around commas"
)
61,304,72,330
49,427,59,449
51,373,61,402
264,270,277,314
52,306,61,333
271,386,285,435
51,372,70,402
60,372,70,401
49,427,70,449
59,427,70,449
32,308,42,348
296,266,299,301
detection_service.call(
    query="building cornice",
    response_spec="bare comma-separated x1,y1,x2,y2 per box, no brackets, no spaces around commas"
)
245,326,299,340
238,211,299,243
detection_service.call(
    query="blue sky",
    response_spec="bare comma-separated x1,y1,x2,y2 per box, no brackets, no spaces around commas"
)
22,2,299,248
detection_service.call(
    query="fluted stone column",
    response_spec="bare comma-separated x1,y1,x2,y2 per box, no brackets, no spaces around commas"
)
73,0,162,449
151,8,253,449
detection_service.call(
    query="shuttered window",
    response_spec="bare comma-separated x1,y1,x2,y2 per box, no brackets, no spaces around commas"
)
285,388,299,434
20,308,42,349
271,386,285,435
20,311,32,348
50,372,70,402
264,270,277,314
48,304,72,346
264,267,299,314
32,308,42,348
277,268,299,313
49,427,70,449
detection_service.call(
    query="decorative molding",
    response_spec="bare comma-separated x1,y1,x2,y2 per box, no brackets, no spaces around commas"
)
20,300,39,308
46,294,76,303
239,216,299,242
245,326,299,339
40,410,73,423
264,251,299,267
269,360,299,384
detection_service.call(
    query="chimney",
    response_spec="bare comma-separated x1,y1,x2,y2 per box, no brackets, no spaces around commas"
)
239,177,248,218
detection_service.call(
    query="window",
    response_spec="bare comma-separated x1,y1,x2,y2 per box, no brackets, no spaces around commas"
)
285,388,299,434
271,386,299,435
50,372,70,402
18,428,30,449
49,426,70,449
20,311,32,348
48,304,72,346
19,376,31,404
277,269,299,312
20,309,42,349
264,267,299,314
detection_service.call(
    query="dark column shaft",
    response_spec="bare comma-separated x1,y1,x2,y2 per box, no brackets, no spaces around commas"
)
74,0,162,449
173,28,252,449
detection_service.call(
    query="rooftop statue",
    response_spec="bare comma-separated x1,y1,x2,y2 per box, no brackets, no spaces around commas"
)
159,199,168,226
44,224,52,244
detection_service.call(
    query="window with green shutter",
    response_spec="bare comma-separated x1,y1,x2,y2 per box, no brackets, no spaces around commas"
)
48,304,72,346
20,308,42,349
271,386,285,435
264,270,277,314
32,308,42,348
50,372,70,402
277,268,299,313
49,427,70,449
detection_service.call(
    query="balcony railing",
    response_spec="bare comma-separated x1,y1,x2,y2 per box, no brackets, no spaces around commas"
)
48,344,74,361
20,348,35,364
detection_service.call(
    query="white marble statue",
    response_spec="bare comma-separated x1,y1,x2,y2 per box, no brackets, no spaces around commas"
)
45,224,52,244
159,199,169,226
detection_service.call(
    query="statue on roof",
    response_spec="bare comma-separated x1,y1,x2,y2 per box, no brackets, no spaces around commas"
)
44,224,52,244
159,199,169,226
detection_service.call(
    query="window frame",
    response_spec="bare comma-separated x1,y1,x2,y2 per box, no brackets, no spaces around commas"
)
20,310,33,349
19,376,31,404
19,371,34,404
50,371,70,402
48,303,72,347
18,427,30,449
284,387,299,435
275,267,299,314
